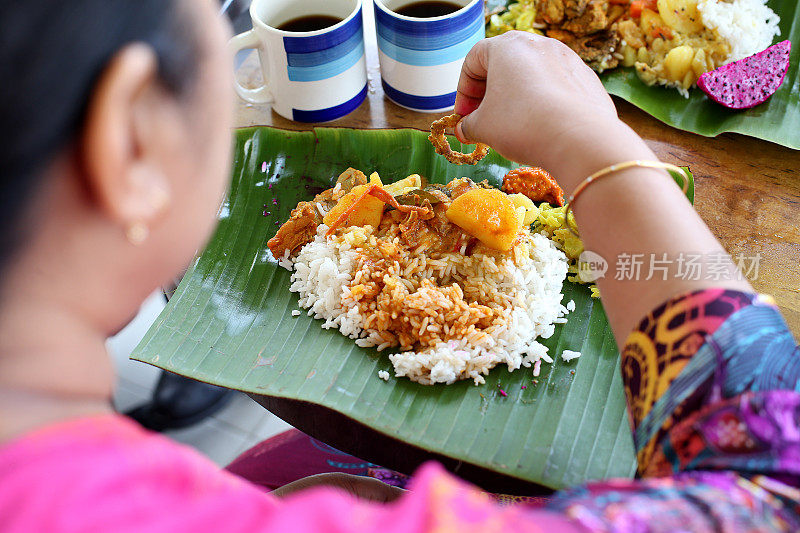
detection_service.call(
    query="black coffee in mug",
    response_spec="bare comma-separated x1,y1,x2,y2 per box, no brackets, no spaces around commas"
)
395,1,463,18
276,14,343,32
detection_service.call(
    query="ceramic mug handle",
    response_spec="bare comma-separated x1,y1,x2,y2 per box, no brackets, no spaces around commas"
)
229,29,274,104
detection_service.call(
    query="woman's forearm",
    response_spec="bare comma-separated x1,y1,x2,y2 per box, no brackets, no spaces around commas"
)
550,121,752,344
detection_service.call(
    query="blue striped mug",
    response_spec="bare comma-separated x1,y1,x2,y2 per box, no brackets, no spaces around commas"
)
230,0,368,123
374,0,485,112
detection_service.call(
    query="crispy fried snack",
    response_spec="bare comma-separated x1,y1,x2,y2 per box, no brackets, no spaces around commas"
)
428,114,490,165
502,167,565,206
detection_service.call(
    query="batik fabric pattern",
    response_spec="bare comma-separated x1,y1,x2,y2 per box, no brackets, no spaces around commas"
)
546,289,800,530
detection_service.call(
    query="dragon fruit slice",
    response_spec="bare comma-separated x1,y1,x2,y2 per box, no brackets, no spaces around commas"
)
698,40,792,110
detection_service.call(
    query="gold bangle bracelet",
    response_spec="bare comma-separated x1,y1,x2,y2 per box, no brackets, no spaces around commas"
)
564,160,691,236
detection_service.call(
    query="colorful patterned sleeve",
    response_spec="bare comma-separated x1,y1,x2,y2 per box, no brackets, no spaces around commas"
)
541,289,800,531
619,289,800,479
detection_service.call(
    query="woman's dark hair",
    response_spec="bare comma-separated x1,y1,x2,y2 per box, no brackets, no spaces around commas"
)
0,0,199,276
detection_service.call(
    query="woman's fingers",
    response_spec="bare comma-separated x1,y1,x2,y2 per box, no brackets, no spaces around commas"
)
453,69,486,116
455,115,479,144
454,38,490,116
454,92,483,117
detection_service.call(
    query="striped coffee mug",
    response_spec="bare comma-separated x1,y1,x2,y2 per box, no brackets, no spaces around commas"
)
230,0,368,123
374,0,485,112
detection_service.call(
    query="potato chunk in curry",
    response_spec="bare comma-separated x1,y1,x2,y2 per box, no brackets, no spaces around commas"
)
445,188,524,251
322,184,385,230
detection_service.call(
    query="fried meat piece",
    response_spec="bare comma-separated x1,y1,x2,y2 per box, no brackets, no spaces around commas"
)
561,0,607,35
546,28,620,70
267,201,321,259
502,167,565,206
536,0,565,24
563,0,589,19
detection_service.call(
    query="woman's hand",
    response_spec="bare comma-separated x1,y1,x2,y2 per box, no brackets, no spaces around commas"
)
454,31,653,192
453,30,750,342
271,473,405,503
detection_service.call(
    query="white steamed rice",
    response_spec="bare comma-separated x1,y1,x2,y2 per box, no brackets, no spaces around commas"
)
285,224,571,385
698,0,781,62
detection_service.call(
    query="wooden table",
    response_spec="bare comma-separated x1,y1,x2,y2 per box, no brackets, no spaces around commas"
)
236,2,800,491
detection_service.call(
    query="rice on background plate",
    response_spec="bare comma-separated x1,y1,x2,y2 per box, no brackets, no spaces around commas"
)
698,0,781,62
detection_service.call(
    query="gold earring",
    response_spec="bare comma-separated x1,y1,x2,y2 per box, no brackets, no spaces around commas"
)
125,222,149,245
150,187,170,212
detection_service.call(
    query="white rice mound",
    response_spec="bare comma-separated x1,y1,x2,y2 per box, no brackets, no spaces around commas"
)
286,224,571,385
698,0,781,63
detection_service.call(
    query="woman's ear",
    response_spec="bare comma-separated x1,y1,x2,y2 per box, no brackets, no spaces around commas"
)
81,43,173,233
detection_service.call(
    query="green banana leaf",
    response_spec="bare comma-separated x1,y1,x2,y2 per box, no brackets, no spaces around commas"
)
133,127,693,489
485,0,800,150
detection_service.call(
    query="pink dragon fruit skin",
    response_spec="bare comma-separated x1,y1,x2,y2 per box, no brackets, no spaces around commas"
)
697,40,792,110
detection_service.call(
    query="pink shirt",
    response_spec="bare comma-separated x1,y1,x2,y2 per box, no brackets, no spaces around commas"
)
0,415,577,532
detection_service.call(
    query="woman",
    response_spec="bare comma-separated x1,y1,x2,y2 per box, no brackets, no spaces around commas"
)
0,0,797,530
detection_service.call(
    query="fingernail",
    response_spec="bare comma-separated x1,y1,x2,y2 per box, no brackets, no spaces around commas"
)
455,121,467,143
